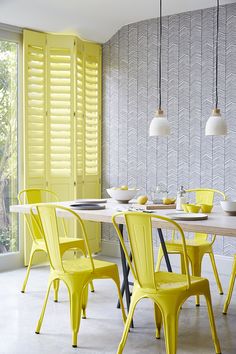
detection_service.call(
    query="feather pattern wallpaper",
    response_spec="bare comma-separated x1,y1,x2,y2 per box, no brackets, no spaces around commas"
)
102,3,236,256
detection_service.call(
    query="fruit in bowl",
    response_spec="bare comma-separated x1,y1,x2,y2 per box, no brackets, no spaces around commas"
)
107,187,138,203
220,200,236,216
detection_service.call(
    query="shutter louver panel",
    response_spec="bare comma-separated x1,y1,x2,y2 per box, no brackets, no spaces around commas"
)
76,45,84,177
47,39,74,178
84,52,100,176
24,31,101,254
24,32,46,179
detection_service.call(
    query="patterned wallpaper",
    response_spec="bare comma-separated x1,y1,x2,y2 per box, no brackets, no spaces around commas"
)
102,3,236,256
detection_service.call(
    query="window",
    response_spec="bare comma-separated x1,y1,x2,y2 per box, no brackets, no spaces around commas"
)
0,35,19,254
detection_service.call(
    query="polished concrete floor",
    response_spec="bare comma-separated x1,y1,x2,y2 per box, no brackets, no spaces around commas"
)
0,257,236,354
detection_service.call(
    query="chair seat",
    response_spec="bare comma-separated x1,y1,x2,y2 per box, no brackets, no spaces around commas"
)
37,237,84,246
165,238,212,249
154,271,206,292
63,258,117,273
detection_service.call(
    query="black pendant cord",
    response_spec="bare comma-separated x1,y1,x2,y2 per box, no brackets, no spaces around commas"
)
215,0,219,109
158,0,162,111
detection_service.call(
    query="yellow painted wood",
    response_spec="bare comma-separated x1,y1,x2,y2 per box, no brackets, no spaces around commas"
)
23,30,47,264
23,30,102,262
75,39,102,252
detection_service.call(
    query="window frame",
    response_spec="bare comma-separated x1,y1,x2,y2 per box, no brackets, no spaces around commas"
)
0,24,24,270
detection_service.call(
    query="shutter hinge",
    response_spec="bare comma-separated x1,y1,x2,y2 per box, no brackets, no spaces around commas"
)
46,181,49,187
74,111,76,117
74,39,76,46
74,181,76,186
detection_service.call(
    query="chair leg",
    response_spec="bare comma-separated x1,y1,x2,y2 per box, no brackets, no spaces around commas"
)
69,289,83,348
204,286,221,354
110,267,127,324
21,248,38,293
155,246,164,272
190,255,203,306
209,252,223,295
81,284,89,319
117,293,140,354
35,280,53,334
53,279,60,302
223,256,236,314
162,310,179,354
154,303,162,339
89,281,95,292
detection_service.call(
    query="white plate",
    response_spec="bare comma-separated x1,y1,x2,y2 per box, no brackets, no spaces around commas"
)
166,213,208,221
70,203,106,210
74,199,107,204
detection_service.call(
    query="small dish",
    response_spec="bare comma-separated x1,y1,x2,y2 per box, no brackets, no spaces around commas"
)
220,200,236,215
186,204,201,213
197,204,213,213
182,203,189,212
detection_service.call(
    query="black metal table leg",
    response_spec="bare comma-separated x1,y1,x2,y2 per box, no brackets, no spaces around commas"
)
117,224,134,328
157,228,172,272
117,253,133,308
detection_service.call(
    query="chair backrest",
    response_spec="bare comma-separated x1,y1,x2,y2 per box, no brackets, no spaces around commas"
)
112,212,191,290
30,204,94,273
186,188,226,240
18,188,66,242
187,188,226,205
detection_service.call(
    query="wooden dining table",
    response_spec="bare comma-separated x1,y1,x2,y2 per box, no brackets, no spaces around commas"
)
10,200,236,317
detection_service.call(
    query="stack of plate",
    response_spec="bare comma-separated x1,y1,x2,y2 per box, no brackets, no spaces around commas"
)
70,199,107,210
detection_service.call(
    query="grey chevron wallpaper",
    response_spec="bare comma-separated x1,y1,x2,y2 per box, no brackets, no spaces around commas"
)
102,3,236,256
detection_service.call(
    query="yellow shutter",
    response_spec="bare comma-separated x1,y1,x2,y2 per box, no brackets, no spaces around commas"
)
23,30,47,264
75,39,84,197
78,42,102,252
24,30,46,187
46,35,75,201
23,31,102,257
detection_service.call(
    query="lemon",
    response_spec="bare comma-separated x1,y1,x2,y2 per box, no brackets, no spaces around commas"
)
163,198,175,205
137,195,148,205
120,185,128,190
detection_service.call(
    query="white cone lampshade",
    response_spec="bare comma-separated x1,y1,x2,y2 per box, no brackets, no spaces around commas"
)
149,109,170,136
205,108,227,136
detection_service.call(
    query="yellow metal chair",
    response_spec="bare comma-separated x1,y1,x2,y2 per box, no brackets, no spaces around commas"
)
18,188,94,296
156,188,226,306
32,204,126,347
223,255,236,314
112,212,221,354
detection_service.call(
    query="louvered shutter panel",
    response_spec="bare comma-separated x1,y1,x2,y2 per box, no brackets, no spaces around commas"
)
46,35,75,202
75,39,84,197
23,30,47,264
24,30,46,187
79,42,101,252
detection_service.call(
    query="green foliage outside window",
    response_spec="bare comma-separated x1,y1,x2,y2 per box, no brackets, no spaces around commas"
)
0,39,18,253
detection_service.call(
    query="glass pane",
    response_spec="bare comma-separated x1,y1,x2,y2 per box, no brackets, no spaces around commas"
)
0,40,18,254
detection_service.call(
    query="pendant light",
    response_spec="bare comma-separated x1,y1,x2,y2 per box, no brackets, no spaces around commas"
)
149,0,170,136
205,0,227,136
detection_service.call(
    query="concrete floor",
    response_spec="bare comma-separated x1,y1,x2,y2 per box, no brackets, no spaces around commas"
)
0,257,236,354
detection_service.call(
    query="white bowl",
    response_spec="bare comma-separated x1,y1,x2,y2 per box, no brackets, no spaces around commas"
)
220,201,236,215
106,188,138,203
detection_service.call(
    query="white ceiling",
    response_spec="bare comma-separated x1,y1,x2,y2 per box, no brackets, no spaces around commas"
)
0,0,235,43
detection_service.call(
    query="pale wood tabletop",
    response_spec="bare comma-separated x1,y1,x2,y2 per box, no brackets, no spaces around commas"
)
10,200,236,237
